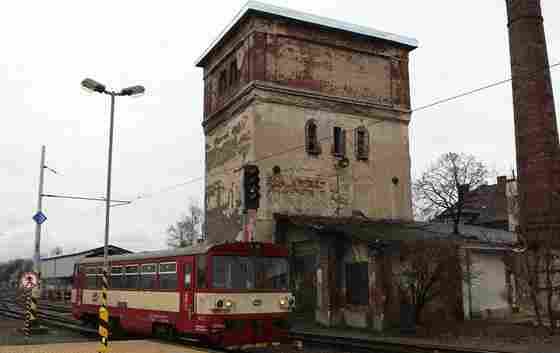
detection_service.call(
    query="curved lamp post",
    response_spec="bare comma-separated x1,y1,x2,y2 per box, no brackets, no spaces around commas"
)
81,78,144,352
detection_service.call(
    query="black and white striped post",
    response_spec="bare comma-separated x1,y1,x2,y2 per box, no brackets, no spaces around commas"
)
98,268,109,353
24,289,31,340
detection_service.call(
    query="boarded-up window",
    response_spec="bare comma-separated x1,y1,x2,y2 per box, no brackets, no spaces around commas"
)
346,263,369,305
159,262,177,290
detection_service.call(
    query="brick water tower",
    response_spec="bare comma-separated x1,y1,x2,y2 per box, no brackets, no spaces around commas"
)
506,0,560,239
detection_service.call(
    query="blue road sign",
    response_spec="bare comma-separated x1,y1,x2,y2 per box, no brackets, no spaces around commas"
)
32,211,47,225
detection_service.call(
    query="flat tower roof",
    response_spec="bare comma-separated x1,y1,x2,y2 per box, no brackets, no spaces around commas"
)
195,0,418,67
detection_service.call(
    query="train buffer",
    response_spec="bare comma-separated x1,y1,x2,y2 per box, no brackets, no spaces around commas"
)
0,340,212,353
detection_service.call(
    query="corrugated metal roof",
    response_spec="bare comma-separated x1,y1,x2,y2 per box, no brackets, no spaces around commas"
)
195,0,418,67
40,245,132,261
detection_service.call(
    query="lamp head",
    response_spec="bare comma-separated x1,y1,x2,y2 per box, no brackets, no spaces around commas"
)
120,85,145,97
81,78,106,94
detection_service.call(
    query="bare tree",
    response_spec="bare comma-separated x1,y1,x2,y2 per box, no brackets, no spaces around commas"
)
395,239,475,324
412,152,490,234
166,201,203,248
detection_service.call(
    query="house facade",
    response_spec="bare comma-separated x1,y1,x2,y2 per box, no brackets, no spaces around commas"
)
435,175,519,232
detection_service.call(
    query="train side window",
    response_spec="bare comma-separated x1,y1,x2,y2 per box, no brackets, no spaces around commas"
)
184,263,192,289
159,262,177,290
125,265,139,289
140,264,156,290
111,266,123,289
85,267,97,289
196,255,207,288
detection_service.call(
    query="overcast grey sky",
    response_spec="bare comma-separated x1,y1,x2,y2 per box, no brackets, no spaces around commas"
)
1,0,559,261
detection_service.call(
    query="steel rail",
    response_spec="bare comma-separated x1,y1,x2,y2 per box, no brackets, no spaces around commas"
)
290,330,512,353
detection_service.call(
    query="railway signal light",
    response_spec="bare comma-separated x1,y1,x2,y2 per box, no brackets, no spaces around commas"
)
242,164,260,210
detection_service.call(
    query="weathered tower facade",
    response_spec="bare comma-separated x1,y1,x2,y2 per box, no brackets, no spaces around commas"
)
197,1,417,243
506,0,560,236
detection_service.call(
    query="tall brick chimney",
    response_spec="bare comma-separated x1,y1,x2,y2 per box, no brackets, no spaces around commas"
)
505,0,560,235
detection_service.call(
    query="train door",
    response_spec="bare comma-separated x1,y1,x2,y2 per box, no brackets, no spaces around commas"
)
178,257,195,332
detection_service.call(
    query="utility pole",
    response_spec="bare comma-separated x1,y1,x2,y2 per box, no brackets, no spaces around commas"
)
31,145,46,329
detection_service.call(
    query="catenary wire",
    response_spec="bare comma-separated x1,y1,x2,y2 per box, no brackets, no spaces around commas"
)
75,60,559,206
134,60,560,201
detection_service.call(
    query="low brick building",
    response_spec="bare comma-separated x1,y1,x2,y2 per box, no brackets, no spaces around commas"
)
274,214,516,329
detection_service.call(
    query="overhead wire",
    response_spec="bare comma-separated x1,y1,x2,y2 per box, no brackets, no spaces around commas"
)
73,59,560,209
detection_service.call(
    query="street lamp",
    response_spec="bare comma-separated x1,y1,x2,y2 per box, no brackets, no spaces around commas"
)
81,78,144,352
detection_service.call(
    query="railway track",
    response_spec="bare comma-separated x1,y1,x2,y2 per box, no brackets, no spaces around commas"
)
289,331,511,353
0,297,96,336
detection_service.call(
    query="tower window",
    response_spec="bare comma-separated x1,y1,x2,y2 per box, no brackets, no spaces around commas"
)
219,70,227,95
355,127,369,161
305,119,321,155
229,60,239,88
333,126,346,157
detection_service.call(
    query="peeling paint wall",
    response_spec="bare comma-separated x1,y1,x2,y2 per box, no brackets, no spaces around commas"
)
254,102,413,241
201,11,414,243
205,107,254,243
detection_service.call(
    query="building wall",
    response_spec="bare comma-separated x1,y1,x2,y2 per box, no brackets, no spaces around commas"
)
205,107,254,243
202,14,414,242
255,102,413,242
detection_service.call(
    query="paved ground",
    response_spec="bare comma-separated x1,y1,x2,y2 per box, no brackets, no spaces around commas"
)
0,340,212,353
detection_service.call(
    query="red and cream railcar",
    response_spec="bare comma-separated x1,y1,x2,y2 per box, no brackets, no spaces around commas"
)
72,242,294,349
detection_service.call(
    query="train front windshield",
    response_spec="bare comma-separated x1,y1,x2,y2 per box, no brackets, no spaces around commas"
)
212,256,289,290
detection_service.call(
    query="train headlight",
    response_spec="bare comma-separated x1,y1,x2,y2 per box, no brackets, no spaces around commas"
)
225,299,233,308
279,298,287,306
288,295,295,307
216,299,224,309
